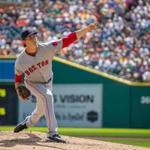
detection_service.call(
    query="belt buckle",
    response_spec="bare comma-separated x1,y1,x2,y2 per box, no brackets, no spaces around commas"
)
45,78,51,84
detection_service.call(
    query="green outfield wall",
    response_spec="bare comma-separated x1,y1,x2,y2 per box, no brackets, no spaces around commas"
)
0,56,150,128
53,57,150,128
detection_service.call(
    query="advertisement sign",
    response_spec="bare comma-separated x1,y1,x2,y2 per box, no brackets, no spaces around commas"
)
18,84,103,127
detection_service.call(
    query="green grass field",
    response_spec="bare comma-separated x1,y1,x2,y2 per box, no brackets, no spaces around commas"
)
0,126,150,149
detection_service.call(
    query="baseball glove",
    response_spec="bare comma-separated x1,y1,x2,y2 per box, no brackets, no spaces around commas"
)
17,84,31,100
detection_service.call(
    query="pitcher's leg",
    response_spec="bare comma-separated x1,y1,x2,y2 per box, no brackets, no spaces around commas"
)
14,99,44,133
25,97,44,127
25,81,58,134
14,83,45,133
43,91,58,136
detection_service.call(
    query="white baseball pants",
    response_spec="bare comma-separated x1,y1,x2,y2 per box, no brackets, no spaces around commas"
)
24,80,58,136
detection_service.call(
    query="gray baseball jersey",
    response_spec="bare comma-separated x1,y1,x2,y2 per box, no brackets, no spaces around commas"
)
15,40,62,83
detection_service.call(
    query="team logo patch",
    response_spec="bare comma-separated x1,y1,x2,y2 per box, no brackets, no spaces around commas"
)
52,42,58,47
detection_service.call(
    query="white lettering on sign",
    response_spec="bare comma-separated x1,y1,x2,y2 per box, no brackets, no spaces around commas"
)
141,96,150,104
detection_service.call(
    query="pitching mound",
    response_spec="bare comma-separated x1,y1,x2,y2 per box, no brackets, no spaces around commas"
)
0,131,149,150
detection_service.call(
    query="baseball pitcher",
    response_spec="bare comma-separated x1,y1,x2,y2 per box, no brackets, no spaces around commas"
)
14,22,97,143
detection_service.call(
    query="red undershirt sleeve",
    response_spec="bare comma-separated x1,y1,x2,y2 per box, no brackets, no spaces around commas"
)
15,74,22,83
62,32,77,48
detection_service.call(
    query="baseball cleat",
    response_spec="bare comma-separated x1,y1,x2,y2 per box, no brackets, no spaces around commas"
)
46,134,66,143
14,121,28,133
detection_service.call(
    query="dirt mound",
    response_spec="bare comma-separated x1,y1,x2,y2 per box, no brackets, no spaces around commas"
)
0,131,149,150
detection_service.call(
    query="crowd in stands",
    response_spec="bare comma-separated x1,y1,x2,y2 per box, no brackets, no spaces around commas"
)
0,0,150,82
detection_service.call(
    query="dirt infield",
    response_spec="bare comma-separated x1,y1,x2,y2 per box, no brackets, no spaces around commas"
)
0,131,149,150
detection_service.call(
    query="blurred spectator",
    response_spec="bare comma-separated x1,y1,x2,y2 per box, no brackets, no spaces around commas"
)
0,0,149,82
